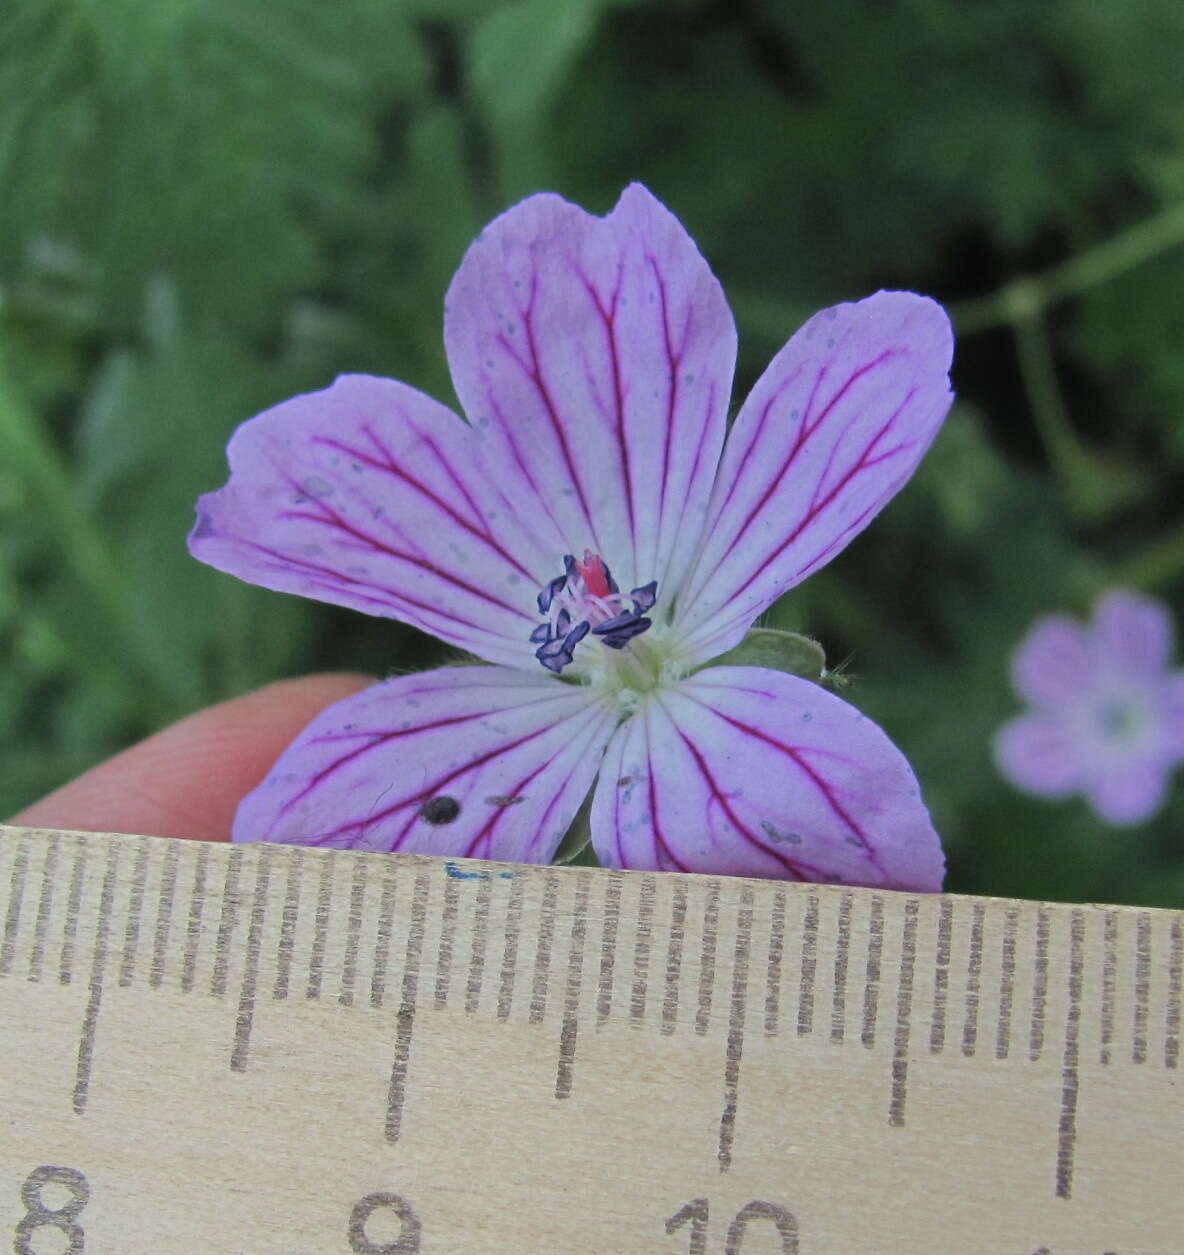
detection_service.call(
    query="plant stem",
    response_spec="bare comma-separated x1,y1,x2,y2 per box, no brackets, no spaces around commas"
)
1111,517,1184,594
1007,292,1090,500
953,201,1184,335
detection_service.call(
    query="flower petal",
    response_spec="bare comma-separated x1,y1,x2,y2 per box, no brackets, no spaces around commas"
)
1086,760,1171,827
190,374,555,668
233,666,617,862
444,182,737,598
675,293,953,662
1160,671,1184,759
992,713,1087,798
1009,614,1092,707
590,666,944,890
1091,589,1174,677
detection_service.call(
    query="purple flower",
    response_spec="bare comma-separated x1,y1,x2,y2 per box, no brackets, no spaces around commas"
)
190,184,954,888
994,591,1184,825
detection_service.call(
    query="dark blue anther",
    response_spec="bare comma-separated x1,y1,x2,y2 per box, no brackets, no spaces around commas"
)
535,638,570,672
630,581,657,613
534,618,590,674
537,573,566,615
590,609,636,636
555,608,572,635
529,623,551,644
599,617,652,649
563,620,590,650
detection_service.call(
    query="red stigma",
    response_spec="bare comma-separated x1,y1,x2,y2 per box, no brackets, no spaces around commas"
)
573,550,611,598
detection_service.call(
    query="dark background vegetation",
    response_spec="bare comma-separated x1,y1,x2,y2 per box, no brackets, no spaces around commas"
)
3,0,1183,905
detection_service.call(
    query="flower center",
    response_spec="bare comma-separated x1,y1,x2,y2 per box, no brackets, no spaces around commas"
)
1093,694,1151,750
530,550,657,675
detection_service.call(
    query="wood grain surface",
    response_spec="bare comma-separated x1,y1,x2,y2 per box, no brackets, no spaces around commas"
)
1,825,1179,1253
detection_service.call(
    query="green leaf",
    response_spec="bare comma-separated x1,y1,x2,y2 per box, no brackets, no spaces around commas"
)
469,0,603,194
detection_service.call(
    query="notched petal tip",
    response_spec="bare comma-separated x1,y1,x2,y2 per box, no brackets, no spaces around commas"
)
187,498,218,546
443,177,737,602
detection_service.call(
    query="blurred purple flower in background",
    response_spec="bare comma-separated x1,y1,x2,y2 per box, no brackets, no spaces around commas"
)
994,591,1184,825
190,183,955,887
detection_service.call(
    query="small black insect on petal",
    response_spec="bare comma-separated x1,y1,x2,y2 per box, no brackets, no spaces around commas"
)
419,795,461,825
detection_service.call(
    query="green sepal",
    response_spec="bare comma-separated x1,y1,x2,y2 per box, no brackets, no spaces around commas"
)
552,790,597,865
705,627,827,682
558,842,601,868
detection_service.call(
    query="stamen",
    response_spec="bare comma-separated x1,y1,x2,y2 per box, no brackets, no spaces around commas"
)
536,620,590,674
530,552,658,674
537,573,566,615
631,581,657,613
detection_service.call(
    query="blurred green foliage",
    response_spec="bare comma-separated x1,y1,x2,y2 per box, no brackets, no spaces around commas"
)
2,0,1183,905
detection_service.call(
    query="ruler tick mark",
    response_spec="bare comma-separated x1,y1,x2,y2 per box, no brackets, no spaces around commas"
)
497,872,525,1020
434,867,461,1009
385,867,430,1143
210,847,244,998
556,873,591,1099
888,898,919,1128
1166,914,1181,1070
1134,912,1151,1065
831,892,854,1045
1029,907,1051,1062
370,860,398,1008
274,847,304,1001
631,875,656,1025
995,905,1019,1060
73,840,118,1115
231,848,273,1072
27,833,59,982
117,840,150,988
1,836,29,977
962,902,986,1057
718,884,754,1173
662,881,688,1036
1100,909,1118,1066
60,838,88,986
149,842,179,989
695,881,722,1036
306,853,336,1001
930,898,953,1054
596,873,622,1024
529,873,559,1024
340,854,367,1007
180,842,210,993
861,896,884,1049
764,887,786,1037
797,893,819,1037
464,874,494,1014
1055,910,1085,1199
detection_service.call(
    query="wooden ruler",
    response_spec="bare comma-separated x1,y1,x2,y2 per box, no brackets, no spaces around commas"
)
0,825,1179,1253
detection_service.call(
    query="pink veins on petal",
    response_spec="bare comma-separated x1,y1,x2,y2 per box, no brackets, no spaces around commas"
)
192,182,953,888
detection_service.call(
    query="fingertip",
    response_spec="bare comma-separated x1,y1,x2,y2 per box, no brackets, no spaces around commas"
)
9,673,375,842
